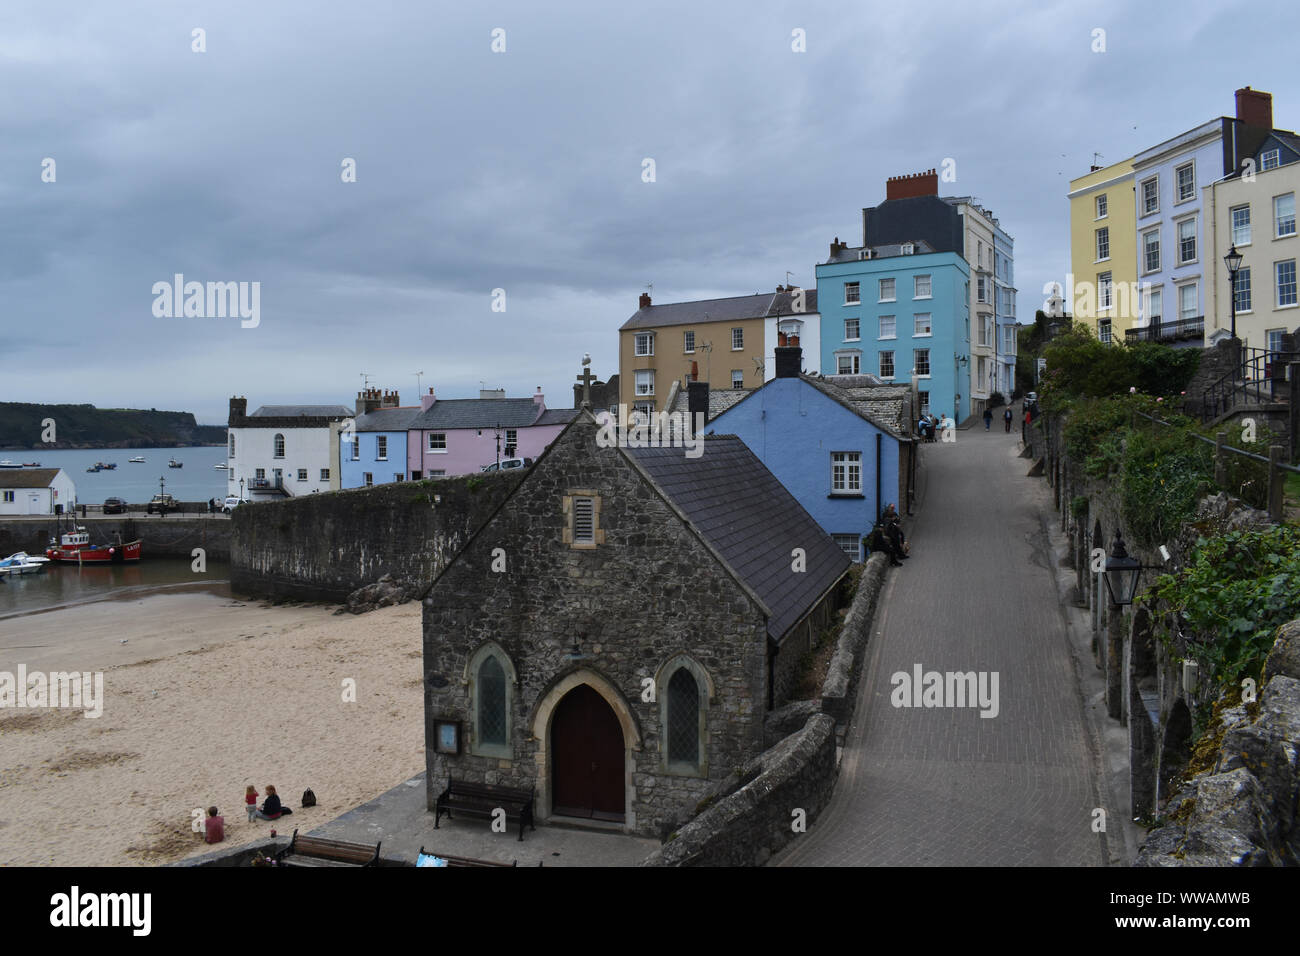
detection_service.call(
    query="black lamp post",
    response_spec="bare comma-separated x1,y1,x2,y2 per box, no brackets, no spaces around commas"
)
1224,244,1244,340
1103,532,1143,606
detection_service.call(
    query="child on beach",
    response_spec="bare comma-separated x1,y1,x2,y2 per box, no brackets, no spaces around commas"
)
245,785,259,823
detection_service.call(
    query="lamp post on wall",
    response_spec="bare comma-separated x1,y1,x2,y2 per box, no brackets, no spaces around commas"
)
1224,244,1244,341
954,353,968,421
1102,532,1143,607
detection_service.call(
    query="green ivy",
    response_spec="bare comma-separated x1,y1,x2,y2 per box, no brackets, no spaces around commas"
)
1148,526,1300,691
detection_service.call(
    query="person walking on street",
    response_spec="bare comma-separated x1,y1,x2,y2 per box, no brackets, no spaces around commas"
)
983,407,993,431
1003,407,1013,432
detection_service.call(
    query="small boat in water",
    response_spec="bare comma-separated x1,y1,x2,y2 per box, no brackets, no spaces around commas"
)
45,528,142,564
101,462,117,470
21,461,40,467
214,463,228,470
0,460,21,469
128,456,146,463
86,463,102,473
0,552,48,575
168,458,183,469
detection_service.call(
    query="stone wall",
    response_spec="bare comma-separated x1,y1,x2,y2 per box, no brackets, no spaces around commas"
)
822,553,889,732
0,516,231,561
229,473,522,603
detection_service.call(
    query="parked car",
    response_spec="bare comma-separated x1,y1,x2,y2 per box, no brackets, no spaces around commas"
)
221,496,248,513
103,497,129,515
147,494,178,515
480,457,534,473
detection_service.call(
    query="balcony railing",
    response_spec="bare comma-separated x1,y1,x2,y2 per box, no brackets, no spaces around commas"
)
1123,315,1204,344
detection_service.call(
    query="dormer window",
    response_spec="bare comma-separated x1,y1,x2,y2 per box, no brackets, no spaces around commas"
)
901,243,914,255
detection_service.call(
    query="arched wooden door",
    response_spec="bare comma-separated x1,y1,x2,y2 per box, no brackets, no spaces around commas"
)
551,683,625,821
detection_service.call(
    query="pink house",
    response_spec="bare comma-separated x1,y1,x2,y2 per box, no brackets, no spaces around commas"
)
406,387,577,479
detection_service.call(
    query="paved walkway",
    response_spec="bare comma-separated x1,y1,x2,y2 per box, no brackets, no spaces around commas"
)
776,420,1110,866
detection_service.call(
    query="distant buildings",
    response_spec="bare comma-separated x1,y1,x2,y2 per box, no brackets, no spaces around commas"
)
0,468,76,515
226,397,352,499
1068,86,1296,351
339,389,420,489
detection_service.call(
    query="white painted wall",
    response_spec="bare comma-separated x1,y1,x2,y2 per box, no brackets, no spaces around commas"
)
226,425,337,497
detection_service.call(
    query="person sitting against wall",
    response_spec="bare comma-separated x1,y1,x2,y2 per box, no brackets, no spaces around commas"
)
880,504,909,557
867,522,905,567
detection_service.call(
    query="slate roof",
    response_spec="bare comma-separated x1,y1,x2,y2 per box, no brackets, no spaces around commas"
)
668,387,754,419
0,468,61,489
352,407,422,432
536,408,579,426
803,375,911,437
621,289,818,331
407,399,545,430
626,437,850,644
823,240,936,265
249,405,352,418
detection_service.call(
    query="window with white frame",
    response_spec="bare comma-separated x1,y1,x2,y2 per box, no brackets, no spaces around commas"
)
635,368,655,395
1178,282,1198,321
1275,194,1296,238
1232,205,1252,246
505,429,517,455
1095,194,1108,219
632,400,655,420
1146,287,1162,323
297,468,308,481
1178,218,1196,263
977,276,989,302
731,369,744,389
832,533,862,562
830,452,862,494
878,315,896,339
844,281,860,304
363,472,372,486
634,332,654,356
879,350,895,378
429,432,446,451
913,313,931,336
376,435,387,460
273,433,285,458
255,468,265,479
914,274,932,298
844,317,860,341
879,277,896,301
1234,266,1252,313
320,469,330,481
1099,319,1112,344
918,390,930,414
350,438,360,460
1098,272,1113,310
1277,260,1297,307
394,473,404,483
731,327,743,350
982,317,994,347
1141,176,1159,215
2,491,13,503
914,348,930,376
1267,328,1286,354
684,330,695,353
1095,227,1110,261
836,352,860,374
1261,149,1280,172
430,470,446,477
1175,162,1195,202
1143,229,1160,273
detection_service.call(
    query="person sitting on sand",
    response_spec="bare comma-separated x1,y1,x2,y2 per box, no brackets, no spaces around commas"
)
204,806,224,843
254,784,293,821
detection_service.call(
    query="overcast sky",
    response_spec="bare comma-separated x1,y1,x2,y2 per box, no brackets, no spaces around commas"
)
3,0,1298,426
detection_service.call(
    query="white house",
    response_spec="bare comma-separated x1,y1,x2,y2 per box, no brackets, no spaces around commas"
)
225,397,352,500
0,468,77,515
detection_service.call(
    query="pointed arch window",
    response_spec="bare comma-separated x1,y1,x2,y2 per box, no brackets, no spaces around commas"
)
657,655,713,776
468,644,516,759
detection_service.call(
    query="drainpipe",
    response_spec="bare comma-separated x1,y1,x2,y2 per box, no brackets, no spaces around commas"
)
875,432,882,522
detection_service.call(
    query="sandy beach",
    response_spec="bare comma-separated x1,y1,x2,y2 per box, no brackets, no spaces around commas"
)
0,593,424,866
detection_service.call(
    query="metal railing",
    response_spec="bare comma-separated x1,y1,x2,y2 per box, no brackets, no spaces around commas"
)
1196,348,1298,422
1133,409,1299,522
1123,315,1205,344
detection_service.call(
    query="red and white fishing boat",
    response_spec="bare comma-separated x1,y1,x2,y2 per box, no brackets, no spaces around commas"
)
45,527,143,563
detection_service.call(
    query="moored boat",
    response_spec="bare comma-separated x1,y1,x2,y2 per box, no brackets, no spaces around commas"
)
0,460,21,469
128,456,146,463
0,552,47,575
45,528,143,564
168,458,183,468
21,461,40,467
214,463,227,470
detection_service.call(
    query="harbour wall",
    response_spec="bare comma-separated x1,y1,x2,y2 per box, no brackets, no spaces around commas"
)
229,473,523,604
0,516,231,561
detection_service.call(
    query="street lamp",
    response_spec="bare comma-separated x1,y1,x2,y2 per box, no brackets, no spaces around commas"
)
1103,532,1143,606
954,353,968,421
1224,244,1244,340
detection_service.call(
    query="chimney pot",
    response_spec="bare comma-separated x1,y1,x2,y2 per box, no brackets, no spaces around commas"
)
639,292,652,309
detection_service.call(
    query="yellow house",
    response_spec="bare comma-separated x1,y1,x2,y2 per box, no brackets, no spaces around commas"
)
617,291,789,412
1068,158,1138,342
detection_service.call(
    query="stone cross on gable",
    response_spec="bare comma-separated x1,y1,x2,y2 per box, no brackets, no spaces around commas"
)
576,355,597,410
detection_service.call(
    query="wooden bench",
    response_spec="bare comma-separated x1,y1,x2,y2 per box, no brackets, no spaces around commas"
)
434,779,535,841
416,846,518,867
274,829,381,867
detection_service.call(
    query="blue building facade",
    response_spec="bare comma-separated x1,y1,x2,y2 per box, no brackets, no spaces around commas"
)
707,350,905,562
816,240,971,421
339,405,419,489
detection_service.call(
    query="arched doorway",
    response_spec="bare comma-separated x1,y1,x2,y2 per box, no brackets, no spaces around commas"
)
551,684,625,822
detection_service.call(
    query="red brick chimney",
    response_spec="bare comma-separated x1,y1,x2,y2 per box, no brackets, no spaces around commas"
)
886,169,939,201
829,236,846,258
1235,86,1273,129
639,292,652,309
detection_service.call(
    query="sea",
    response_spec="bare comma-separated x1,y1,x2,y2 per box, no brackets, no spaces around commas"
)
1,446,230,503
0,557,231,618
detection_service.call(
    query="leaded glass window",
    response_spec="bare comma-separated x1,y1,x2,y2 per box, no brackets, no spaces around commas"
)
666,668,699,766
478,655,507,746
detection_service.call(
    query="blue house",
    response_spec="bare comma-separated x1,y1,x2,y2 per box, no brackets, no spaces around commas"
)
705,346,913,562
340,399,421,489
816,239,970,422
